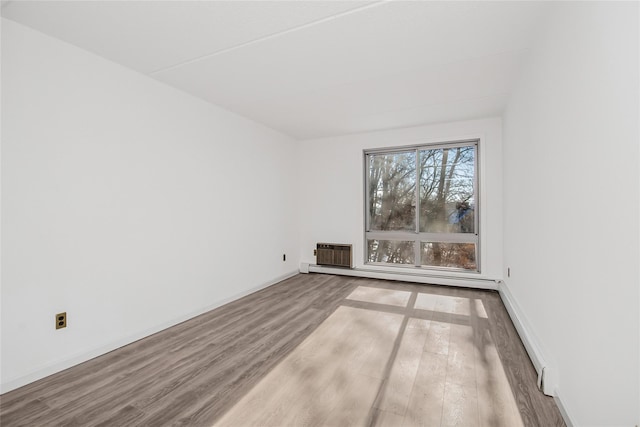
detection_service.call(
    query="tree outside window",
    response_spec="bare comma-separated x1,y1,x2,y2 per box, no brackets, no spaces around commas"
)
365,141,478,271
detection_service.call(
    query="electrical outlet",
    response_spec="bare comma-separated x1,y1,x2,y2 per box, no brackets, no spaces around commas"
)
56,312,67,329
313,249,317,256
283,254,286,261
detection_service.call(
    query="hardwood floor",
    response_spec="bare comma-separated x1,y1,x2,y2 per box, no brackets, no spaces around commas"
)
0,274,565,426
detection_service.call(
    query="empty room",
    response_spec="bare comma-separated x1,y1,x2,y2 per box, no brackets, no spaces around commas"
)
1,1,638,426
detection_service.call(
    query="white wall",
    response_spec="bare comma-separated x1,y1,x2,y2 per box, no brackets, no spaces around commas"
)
502,2,639,426
298,118,503,282
1,19,300,392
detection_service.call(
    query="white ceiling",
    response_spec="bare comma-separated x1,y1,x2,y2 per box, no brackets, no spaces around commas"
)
1,1,549,140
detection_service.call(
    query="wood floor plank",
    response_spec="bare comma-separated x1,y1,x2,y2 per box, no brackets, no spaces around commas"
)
0,274,565,427
374,318,429,416
423,319,452,356
471,299,524,427
403,350,448,427
373,408,405,427
441,381,479,427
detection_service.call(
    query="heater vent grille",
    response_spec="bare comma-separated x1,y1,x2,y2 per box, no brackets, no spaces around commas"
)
317,243,353,268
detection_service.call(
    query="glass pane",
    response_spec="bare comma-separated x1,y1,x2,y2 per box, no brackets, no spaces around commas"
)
367,239,415,265
368,151,416,231
419,146,475,233
420,242,477,270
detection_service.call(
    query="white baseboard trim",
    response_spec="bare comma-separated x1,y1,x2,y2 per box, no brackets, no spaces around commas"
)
498,281,557,397
498,283,577,427
554,390,576,427
306,264,499,290
0,270,299,395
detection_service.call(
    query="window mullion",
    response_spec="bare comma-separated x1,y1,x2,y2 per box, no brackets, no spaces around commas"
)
474,142,479,237
414,148,420,266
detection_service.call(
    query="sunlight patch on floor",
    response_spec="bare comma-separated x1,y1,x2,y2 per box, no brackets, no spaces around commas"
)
215,291,524,427
415,293,471,315
346,285,412,307
474,298,488,319
214,306,403,427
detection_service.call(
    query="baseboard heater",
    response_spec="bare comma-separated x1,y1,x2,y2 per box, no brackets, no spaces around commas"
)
316,243,353,269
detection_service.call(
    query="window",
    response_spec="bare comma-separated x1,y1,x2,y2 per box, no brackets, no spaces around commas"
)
365,140,478,272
